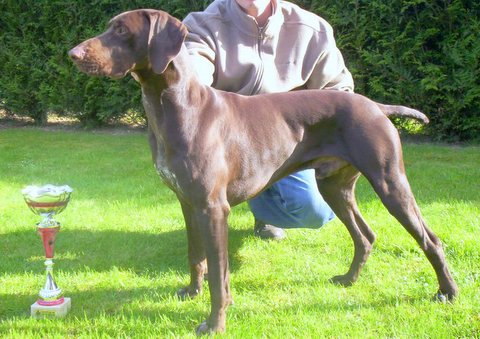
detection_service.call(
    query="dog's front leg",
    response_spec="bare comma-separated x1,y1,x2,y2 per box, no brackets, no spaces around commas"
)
177,200,207,300
193,203,232,335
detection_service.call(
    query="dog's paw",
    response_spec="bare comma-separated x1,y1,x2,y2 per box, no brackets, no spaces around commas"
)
195,321,211,336
433,290,456,304
177,286,200,300
195,321,225,336
329,274,355,287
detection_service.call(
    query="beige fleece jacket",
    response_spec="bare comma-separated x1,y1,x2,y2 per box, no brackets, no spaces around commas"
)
183,0,354,95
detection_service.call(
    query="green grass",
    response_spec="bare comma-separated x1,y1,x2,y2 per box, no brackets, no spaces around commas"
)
0,128,479,338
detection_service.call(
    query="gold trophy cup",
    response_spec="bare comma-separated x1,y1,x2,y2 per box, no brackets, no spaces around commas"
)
22,184,73,318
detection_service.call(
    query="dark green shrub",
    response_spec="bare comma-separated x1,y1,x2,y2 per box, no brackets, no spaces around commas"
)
310,0,480,141
0,0,207,126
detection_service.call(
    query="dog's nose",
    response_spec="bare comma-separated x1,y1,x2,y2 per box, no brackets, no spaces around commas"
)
68,46,85,61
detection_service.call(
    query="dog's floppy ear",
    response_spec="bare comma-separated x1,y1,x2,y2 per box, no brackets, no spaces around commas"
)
147,11,188,74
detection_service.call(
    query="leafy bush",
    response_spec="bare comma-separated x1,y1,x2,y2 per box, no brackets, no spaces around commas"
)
0,0,478,140
0,0,207,126
308,0,480,141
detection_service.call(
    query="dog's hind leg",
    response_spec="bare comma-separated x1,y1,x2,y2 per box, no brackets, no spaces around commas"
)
366,167,458,300
349,120,458,300
316,165,377,286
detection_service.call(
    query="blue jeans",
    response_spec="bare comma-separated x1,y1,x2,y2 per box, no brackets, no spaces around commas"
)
249,169,335,229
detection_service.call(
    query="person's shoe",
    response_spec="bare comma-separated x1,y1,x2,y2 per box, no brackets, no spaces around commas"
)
254,219,286,240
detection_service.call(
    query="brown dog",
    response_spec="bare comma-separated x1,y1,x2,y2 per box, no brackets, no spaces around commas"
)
69,9,458,335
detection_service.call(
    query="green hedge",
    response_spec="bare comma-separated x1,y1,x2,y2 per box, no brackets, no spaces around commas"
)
0,0,479,140
0,0,208,126
309,0,480,141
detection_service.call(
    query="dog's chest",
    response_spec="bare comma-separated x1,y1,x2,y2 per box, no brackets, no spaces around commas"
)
154,148,183,195
143,96,184,195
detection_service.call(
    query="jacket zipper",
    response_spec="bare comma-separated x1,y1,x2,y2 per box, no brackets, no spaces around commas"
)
251,26,266,95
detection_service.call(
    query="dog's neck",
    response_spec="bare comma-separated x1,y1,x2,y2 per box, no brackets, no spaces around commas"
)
135,44,208,142
163,45,203,95
136,44,205,108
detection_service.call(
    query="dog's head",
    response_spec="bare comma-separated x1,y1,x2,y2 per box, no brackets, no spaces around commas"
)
68,9,187,78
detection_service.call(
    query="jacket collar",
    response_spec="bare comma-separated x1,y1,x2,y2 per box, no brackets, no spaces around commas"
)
227,0,284,38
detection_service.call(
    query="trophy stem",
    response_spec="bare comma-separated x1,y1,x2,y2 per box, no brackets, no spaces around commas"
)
36,226,64,305
38,225,60,258
37,259,64,306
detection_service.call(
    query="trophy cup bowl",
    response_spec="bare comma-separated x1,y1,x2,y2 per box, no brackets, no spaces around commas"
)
22,185,73,228
22,184,73,317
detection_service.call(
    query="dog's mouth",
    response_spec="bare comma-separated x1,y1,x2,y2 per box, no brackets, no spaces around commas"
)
76,61,100,75
73,59,129,79
73,60,107,77
69,42,133,79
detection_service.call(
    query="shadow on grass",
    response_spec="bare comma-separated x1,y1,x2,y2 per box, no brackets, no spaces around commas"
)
1,227,252,321
0,227,441,325
0,286,207,325
1,227,251,276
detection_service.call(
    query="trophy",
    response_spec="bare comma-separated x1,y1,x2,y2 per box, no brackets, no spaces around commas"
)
22,184,73,318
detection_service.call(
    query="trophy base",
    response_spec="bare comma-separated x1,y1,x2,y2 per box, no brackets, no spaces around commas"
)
31,297,71,318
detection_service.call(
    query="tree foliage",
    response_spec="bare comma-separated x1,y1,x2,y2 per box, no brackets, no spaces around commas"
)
310,0,480,141
0,0,478,140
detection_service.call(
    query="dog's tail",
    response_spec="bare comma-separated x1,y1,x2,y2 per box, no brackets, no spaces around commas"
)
377,103,429,124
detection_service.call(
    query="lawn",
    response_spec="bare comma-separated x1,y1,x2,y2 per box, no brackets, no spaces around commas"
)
0,127,479,338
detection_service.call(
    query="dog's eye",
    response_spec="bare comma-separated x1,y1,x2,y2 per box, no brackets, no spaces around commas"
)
115,26,129,36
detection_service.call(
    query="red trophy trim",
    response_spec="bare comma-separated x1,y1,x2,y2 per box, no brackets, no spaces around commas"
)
38,226,61,259
37,297,65,306
28,201,68,209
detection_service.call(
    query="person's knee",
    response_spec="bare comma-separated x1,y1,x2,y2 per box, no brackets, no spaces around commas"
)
248,182,335,228
299,195,335,227
280,190,333,227
312,202,335,226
